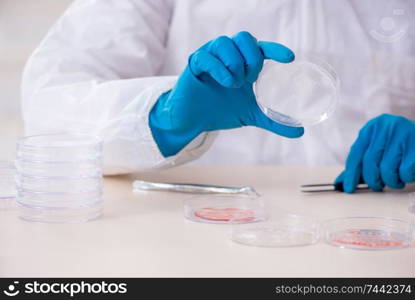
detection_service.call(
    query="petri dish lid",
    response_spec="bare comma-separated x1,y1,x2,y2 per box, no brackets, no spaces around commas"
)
17,133,102,148
183,193,266,224
231,213,319,247
322,217,414,250
16,133,103,162
254,54,339,127
0,161,17,209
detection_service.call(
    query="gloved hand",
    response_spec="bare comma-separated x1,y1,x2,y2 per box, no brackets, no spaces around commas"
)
149,31,304,157
335,114,415,193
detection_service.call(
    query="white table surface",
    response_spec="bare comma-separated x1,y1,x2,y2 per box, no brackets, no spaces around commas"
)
1,166,414,277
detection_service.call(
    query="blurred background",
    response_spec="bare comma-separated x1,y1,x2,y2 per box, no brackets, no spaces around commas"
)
0,0,72,160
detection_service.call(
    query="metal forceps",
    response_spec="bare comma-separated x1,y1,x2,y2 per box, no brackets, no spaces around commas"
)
301,181,370,193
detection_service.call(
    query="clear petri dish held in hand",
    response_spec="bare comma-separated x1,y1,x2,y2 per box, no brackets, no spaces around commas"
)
254,54,339,127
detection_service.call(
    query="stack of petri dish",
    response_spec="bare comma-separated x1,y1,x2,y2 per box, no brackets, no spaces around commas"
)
15,133,103,223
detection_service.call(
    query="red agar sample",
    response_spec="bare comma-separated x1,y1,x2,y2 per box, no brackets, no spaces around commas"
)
194,207,256,222
330,229,406,249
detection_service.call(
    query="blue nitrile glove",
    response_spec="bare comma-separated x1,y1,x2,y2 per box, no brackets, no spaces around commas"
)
335,114,415,193
149,31,304,157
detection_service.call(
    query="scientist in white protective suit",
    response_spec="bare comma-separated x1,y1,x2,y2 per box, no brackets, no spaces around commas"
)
22,0,415,193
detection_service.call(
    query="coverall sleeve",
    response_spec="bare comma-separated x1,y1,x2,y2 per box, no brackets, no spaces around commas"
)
21,0,216,175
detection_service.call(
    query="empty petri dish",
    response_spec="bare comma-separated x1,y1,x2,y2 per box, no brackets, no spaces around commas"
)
0,162,17,209
16,174,102,193
231,213,319,247
17,199,103,223
15,159,101,178
17,189,102,209
322,217,414,250
16,133,102,162
184,194,266,224
254,54,339,127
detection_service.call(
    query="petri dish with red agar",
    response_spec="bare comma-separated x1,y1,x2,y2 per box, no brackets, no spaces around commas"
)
322,217,414,250
183,194,266,224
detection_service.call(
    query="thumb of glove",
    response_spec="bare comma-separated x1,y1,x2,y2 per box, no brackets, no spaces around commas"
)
247,106,305,138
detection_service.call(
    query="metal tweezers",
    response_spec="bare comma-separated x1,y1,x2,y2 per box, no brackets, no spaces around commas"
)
301,182,370,193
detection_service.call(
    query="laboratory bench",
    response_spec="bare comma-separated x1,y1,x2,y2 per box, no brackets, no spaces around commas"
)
1,166,414,277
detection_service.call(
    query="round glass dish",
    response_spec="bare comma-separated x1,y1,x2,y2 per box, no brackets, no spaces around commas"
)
17,199,103,223
16,174,102,193
0,161,16,209
254,54,339,127
184,194,266,224
16,133,102,162
322,217,414,250
231,213,319,247
17,189,102,209
15,159,102,178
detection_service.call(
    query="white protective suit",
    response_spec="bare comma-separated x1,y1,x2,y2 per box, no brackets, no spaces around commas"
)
22,0,415,174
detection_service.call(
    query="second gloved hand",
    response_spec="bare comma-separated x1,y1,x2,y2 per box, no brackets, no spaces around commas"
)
336,114,415,193
149,31,304,157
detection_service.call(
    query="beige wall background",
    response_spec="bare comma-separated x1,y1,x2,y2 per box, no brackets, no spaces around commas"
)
0,0,72,160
